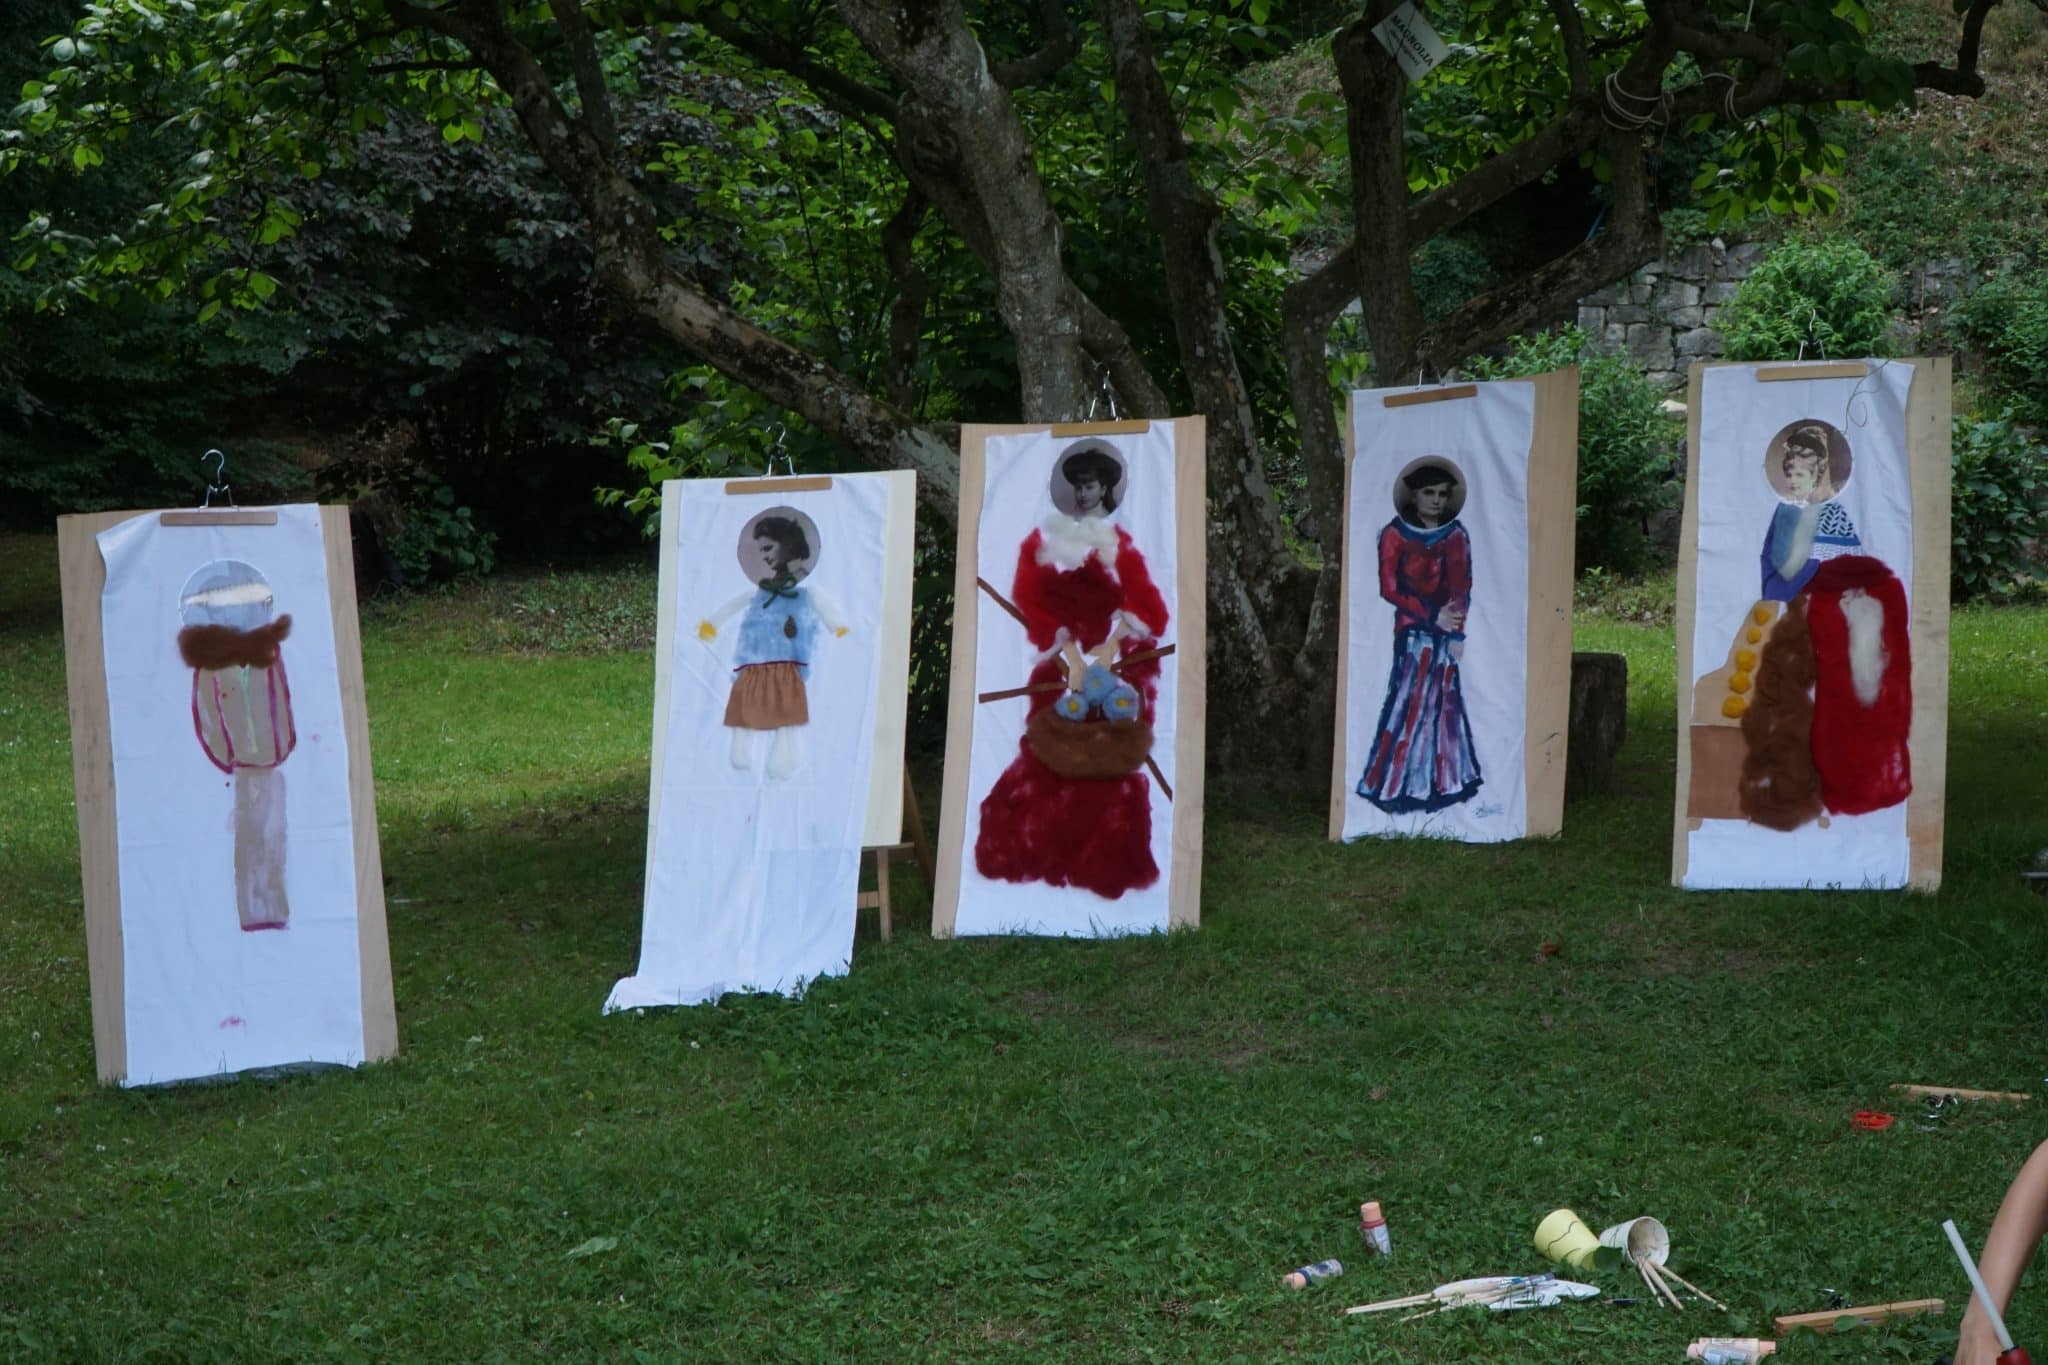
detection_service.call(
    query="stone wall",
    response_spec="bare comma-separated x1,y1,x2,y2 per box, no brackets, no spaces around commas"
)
1576,239,2008,391
1575,240,1766,391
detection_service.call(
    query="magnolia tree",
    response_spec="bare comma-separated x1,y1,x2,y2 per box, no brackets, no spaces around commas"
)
5,0,2024,762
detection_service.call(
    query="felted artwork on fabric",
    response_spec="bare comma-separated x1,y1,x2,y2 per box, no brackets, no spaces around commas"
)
695,505,850,782
177,559,298,932
955,426,1184,937
1684,364,1918,890
1339,382,1535,844
974,440,1171,898
607,474,898,1012
94,506,367,1086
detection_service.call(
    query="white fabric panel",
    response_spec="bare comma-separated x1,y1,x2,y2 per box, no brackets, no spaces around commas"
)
1685,360,1916,889
97,506,365,1086
1340,382,1535,843
953,424,1181,937
607,475,889,1009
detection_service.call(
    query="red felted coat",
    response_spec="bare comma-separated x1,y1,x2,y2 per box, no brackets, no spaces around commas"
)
974,516,1170,899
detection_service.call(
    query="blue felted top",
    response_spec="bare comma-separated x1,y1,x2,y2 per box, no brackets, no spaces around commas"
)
734,580,823,679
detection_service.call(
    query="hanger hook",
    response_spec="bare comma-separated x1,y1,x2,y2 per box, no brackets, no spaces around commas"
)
762,423,796,477
199,448,233,509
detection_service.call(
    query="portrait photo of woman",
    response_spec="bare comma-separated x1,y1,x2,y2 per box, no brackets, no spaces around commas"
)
1356,459,1484,814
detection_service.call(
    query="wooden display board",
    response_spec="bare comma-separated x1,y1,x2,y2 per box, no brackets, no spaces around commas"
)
932,418,1207,936
57,505,397,1083
1329,370,1578,842
1671,358,1950,890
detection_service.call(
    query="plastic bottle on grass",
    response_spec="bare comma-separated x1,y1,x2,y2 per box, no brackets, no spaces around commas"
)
1359,1201,1391,1257
1282,1259,1343,1290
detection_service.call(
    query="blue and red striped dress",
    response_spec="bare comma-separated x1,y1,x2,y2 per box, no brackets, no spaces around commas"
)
1357,517,1483,814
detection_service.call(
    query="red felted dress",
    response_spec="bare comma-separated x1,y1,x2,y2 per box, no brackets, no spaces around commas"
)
974,514,1171,899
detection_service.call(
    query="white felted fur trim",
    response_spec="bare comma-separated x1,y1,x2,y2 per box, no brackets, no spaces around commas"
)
1037,512,1119,573
1841,588,1888,708
1119,609,1156,642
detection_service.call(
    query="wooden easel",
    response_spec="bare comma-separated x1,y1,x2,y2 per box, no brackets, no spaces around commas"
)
858,764,934,942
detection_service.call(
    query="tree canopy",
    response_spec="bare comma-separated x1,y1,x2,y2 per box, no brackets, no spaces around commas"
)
3,0,2028,759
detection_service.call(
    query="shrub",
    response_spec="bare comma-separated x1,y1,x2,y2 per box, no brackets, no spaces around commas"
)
1467,327,1680,575
1951,411,2048,601
390,484,498,586
1951,268,2048,424
1718,237,1897,362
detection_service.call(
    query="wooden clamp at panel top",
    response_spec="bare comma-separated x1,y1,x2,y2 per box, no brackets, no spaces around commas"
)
1754,362,1871,383
1382,384,1479,408
724,475,834,495
158,509,280,526
1048,419,1151,436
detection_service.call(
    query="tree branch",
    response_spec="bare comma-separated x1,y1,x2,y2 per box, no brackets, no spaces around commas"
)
1416,131,1662,371
991,0,1079,87
1280,244,1357,567
385,0,961,516
1335,13,1424,385
546,0,619,156
1544,0,1592,100
1095,0,1298,659
880,188,929,410
838,0,1089,419
687,9,900,122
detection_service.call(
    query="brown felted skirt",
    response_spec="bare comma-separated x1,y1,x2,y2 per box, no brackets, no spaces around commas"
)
725,662,809,730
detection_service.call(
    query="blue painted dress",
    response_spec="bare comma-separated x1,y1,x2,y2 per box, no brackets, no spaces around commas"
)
1760,499,1860,600
724,577,823,730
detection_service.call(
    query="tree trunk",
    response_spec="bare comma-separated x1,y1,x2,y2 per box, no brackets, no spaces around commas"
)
1095,0,1317,766
837,0,1090,420
1566,652,1629,800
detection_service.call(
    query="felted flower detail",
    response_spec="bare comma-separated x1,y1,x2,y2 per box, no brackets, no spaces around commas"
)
1053,692,1089,722
1103,682,1140,720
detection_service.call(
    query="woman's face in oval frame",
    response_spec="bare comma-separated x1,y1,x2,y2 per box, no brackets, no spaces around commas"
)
736,505,820,586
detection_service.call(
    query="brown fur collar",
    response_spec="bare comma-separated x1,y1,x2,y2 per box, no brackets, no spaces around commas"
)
177,616,292,670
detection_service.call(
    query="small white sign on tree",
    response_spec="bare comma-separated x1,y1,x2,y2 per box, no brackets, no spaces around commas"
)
1372,2,1450,82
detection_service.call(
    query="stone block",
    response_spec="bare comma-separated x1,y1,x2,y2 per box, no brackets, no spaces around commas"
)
1730,241,1769,265
1675,325,1721,358
1669,305,1705,329
1579,305,1606,332
1627,323,1675,370
1653,281,1702,311
1703,281,1741,305
1602,322,1629,352
1676,243,1717,275
1584,284,1629,306
1630,281,1654,304
1607,303,1650,325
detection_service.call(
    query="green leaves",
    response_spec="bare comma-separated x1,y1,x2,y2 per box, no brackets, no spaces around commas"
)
1950,410,2048,601
1717,236,1895,362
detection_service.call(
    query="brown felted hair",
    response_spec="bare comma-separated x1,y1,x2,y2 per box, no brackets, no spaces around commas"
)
177,615,292,670
1736,597,1823,831
1024,708,1154,780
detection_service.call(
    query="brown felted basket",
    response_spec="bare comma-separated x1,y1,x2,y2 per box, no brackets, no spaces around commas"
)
1024,708,1154,779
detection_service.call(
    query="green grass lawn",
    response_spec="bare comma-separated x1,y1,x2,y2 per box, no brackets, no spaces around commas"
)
4,533,2047,1362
